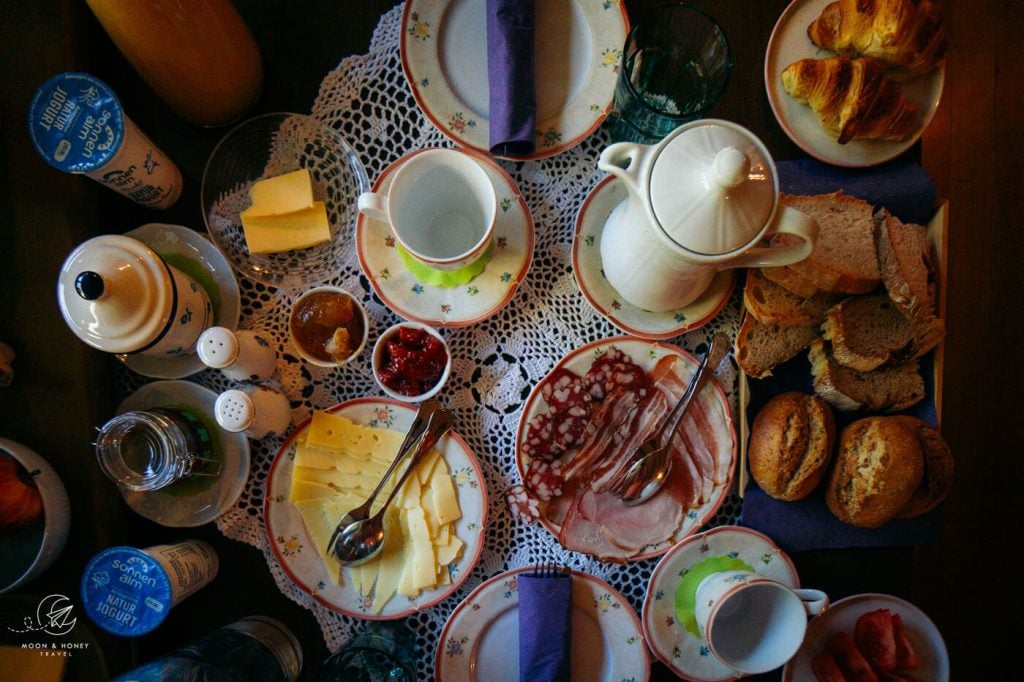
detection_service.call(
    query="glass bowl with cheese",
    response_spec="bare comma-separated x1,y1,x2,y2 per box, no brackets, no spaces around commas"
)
201,112,369,291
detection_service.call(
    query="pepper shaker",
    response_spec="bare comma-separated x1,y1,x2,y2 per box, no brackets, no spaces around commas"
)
197,326,277,382
214,386,291,440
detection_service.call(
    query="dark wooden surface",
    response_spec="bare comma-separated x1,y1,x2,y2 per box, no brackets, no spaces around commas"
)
1,1,1020,679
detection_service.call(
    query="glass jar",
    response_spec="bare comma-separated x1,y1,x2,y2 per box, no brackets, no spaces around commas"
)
317,621,416,682
95,407,221,491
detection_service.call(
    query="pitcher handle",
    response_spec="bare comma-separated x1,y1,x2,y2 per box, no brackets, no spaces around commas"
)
598,142,646,196
717,205,819,270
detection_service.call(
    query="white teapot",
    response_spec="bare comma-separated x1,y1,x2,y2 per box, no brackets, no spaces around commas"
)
597,119,818,311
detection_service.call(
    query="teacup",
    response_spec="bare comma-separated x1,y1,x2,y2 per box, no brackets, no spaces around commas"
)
694,569,828,675
358,149,496,271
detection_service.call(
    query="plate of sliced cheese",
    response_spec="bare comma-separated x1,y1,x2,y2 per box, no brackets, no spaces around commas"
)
264,397,487,619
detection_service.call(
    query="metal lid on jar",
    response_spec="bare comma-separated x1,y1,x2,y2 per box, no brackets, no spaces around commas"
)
648,119,779,256
27,72,126,174
57,235,174,354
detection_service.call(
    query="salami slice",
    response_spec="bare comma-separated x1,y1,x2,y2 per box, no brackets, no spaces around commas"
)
520,412,559,461
504,484,541,524
524,458,565,502
584,347,649,400
540,367,590,414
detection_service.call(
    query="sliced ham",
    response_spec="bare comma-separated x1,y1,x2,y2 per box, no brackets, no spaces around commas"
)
561,386,641,481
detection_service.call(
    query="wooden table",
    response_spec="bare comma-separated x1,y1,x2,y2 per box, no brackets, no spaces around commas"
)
1,1,1020,679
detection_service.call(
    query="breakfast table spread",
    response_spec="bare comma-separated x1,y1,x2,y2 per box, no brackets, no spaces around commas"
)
8,0,1017,680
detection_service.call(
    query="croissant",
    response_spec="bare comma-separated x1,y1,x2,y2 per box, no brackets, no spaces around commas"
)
807,0,947,78
782,56,920,144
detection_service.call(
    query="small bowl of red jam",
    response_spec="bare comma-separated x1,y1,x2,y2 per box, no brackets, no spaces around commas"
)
372,322,451,401
289,286,368,368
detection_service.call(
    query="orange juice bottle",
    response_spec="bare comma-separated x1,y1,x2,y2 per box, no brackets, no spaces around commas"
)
84,0,263,127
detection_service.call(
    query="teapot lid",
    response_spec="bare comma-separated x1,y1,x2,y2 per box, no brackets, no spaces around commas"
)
57,235,173,354
649,120,778,255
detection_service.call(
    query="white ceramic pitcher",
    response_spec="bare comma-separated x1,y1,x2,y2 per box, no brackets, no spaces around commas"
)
597,119,818,311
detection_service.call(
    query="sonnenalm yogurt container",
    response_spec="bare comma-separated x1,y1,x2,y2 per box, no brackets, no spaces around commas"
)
81,540,218,637
28,72,182,208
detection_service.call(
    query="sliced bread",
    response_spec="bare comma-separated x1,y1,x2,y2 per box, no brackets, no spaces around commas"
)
760,263,822,298
877,211,937,321
808,339,925,411
892,416,955,518
771,192,881,294
735,314,819,379
821,292,946,371
744,268,844,326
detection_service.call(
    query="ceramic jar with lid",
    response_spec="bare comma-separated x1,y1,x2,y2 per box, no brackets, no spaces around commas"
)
597,119,819,311
57,234,213,360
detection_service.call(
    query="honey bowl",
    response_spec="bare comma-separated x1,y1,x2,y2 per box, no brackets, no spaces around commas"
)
288,286,368,368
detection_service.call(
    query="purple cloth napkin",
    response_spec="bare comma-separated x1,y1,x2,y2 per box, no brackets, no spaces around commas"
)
739,159,942,553
518,571,572,682
487,0,536,157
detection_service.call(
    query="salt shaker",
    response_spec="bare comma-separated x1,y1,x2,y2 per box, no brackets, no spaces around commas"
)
197,327,277,382
214,386,291,440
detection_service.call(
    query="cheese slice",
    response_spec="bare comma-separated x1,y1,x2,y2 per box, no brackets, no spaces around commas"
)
429,464,462,526
292,498,345,582
246,168,314,216
289,477,338,502
370,505,406,614
405,507,437,591
241,201,331,254
436,535,464,566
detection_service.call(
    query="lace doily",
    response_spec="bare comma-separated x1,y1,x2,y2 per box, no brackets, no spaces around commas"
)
124,5,746,677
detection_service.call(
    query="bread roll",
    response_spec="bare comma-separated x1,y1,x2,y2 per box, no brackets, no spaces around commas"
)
826,416,924,527
892,416,954,518
749,392,836,501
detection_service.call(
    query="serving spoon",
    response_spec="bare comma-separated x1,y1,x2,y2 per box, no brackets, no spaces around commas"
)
610,332,731,506
329,404,453,566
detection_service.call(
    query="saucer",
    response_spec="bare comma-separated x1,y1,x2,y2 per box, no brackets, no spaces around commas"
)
119,223,241,379
356,149,534,327
116,380,250,527
642,526,799,682
573,177,734,340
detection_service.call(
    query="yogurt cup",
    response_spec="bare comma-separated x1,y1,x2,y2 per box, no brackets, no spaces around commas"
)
81,540,218,637
28,72,182,208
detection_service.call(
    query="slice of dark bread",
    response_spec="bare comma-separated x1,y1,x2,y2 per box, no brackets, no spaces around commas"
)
744,269,845,326
808,339,925,411
821,292,946,371
735,314,819,379
877,211,937,321
891,416,955,518
771,192,881,294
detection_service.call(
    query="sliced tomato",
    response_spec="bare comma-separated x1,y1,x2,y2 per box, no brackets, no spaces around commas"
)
811,652,848,682
891,613,920,671
855,608,898,671
825,632,880,682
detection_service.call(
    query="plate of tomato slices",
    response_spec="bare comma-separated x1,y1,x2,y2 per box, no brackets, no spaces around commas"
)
512,336,736,563
784,593,949,681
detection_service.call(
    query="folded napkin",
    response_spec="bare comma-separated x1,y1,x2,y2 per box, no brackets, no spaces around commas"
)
487,0,536,157
739,158,942,553
518,567,572,682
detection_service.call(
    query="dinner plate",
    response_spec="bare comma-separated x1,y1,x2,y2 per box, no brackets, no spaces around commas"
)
643,526,800,682
263,397,487,619
400,0,629,160
515,336,736,562
764,0,945,167
116,380,250,527
435,566,649,681
119,223,242,379
573,176,734,340
356,148,534,327
783,593,950,681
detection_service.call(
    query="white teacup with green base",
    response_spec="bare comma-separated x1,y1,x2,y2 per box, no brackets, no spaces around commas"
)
358,148,496,276
694,569,828,675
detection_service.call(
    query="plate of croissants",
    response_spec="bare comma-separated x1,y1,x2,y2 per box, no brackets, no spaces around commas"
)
765,0,946,167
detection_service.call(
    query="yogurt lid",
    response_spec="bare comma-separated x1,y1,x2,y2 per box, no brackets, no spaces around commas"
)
28,72,125,174
80,546,172,637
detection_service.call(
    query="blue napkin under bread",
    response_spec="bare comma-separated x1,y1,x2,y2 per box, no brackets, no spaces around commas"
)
739,158,942,552
486,0,536,156
518,569,572,682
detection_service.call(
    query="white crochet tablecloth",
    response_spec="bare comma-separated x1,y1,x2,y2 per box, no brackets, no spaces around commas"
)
128,5,745,678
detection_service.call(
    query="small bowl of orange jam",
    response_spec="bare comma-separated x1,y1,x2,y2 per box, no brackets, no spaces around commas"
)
288,286,368,367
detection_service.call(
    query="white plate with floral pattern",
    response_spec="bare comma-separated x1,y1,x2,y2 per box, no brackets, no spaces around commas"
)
264,397,488,619
400,0,629,160
573,177,735,340
515,337,736,562
356,148,534,327
435,566,649,681
643,526,800,682
119,223,241,379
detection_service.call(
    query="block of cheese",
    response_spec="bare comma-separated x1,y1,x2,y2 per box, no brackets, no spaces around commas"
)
246,168,314,216
241,201,331,254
